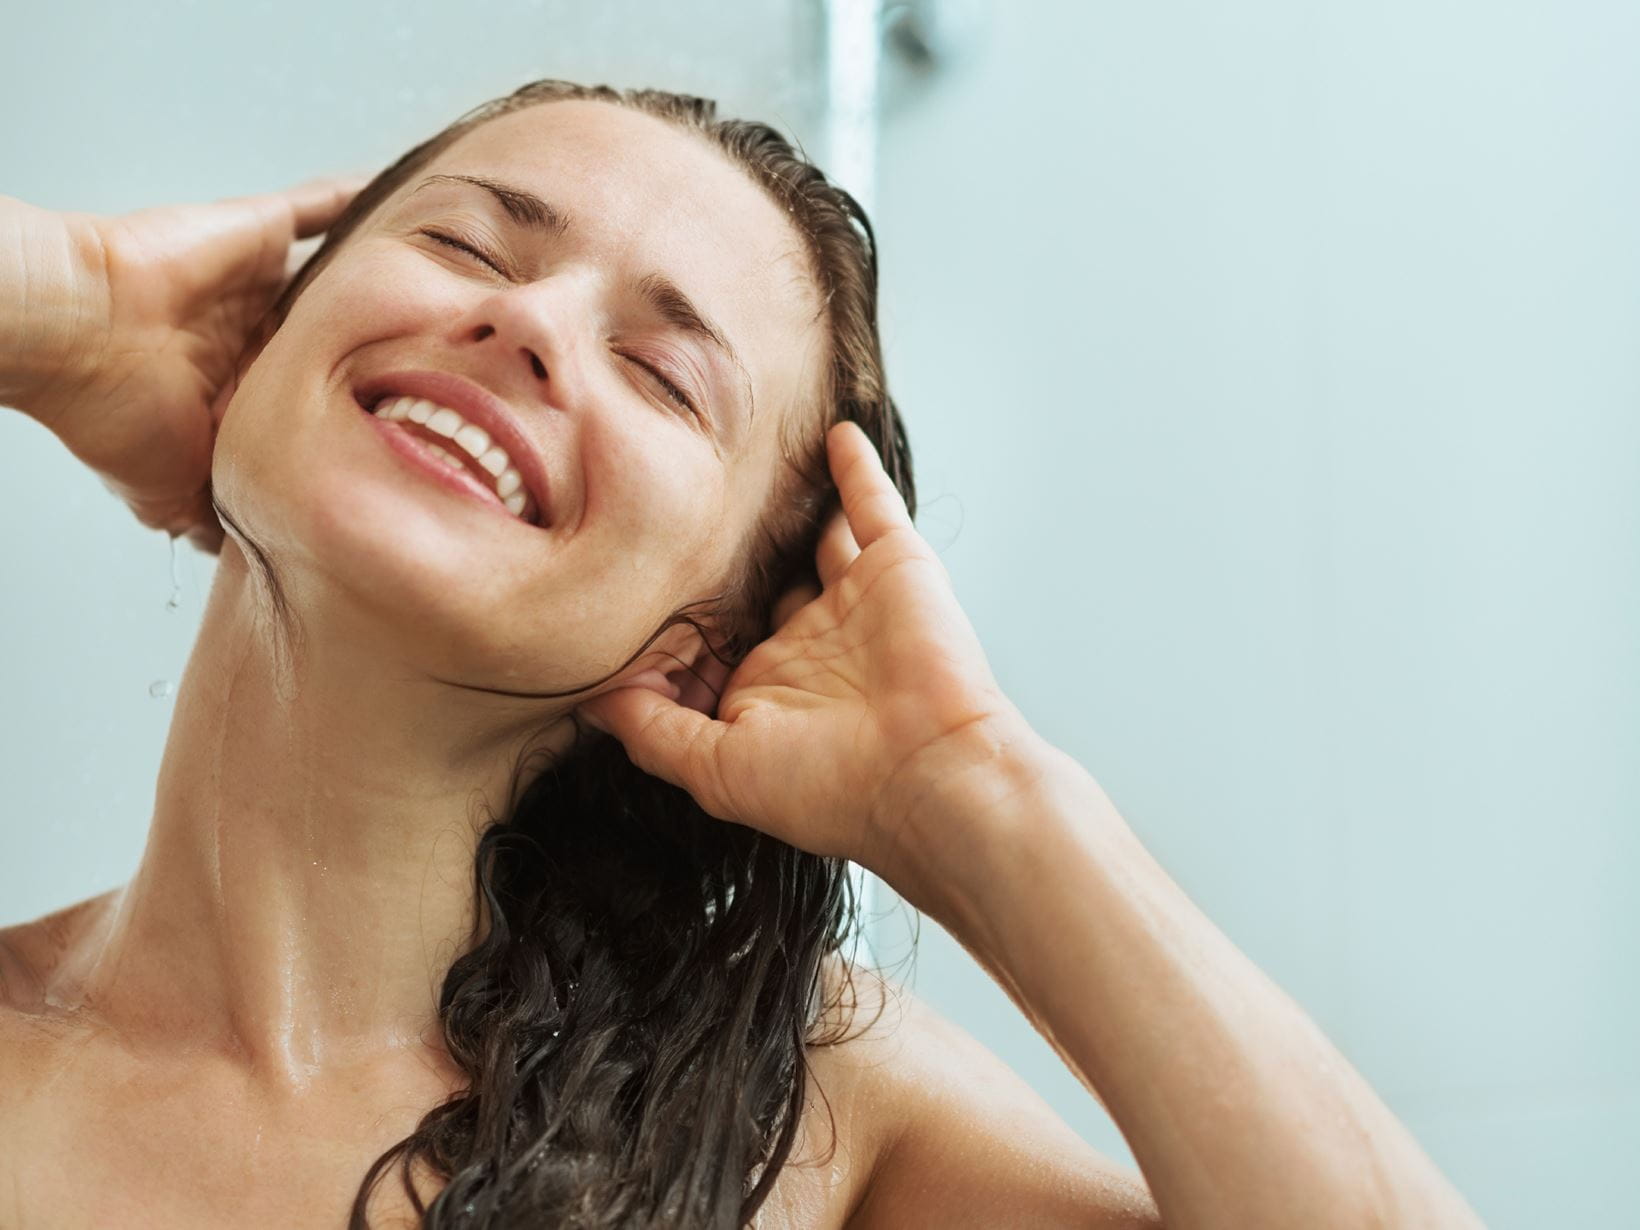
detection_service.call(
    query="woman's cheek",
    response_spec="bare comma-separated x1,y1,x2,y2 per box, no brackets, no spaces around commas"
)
312,246,460,336
610,430,714,528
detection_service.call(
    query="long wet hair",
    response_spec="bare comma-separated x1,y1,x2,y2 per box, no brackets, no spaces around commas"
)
228,79,916,1227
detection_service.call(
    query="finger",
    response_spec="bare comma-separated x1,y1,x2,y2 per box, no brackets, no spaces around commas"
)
284,233,325,281
814,506,859,590
578,687,731,814
184,519,224,555
106,477,201,538
185,498,226,555
192,174,365,288
279,174,371,238
827,421,914,549
126,196,292,299
770,579,821,631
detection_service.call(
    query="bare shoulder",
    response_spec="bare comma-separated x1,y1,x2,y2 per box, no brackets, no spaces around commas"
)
801,954,1161,1230
0,895,117,1178
0,893,125,1124
0,892,112,1014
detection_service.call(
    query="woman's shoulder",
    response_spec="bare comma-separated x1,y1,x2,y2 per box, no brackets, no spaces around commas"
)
0,892,113,1015
0,894,121,1184
775,953,1022,1227
795,951,993,1183
778,952,1048,1223
796,952,1160,1229
752,954,907,1228
0,898,101,1023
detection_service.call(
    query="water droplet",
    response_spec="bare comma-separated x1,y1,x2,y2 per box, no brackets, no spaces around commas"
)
149,679,175,699
164,534,183,612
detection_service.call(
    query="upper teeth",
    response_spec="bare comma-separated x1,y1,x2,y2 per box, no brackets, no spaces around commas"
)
374,396,532,521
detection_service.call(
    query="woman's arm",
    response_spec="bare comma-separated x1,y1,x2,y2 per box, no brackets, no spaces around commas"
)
579,424,1485,1229
877,722,1485,1229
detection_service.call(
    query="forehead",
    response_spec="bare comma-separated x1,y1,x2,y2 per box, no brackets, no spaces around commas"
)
415,100,824,451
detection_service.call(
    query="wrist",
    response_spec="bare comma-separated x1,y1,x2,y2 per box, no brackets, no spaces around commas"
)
867,711,1114,935
0,196,108,425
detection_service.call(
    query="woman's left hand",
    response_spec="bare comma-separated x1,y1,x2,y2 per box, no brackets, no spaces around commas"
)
575,420,1038,883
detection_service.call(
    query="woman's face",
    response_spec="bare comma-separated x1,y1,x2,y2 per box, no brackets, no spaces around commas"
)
213,100,827,704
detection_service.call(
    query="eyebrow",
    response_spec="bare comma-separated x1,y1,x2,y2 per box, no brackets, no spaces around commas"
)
411,173,756,428
417,173,570,237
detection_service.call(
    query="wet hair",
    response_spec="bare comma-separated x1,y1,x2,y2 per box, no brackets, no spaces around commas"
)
231,78,916,1228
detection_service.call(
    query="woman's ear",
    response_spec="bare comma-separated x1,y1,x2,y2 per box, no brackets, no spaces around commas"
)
659,626,738,721
666,636,735,719
595,631,734,721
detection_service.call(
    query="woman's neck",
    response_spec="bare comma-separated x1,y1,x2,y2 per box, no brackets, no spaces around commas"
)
44,544,569,1092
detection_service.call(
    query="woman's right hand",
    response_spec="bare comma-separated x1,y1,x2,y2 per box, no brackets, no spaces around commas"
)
6,178,364,552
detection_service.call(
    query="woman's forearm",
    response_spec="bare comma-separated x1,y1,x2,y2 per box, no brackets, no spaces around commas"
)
0,194,97,419
889,728,1484,1229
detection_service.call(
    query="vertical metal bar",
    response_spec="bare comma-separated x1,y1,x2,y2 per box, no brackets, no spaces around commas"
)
823,0,883,967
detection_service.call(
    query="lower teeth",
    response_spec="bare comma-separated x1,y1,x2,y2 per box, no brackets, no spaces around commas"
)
399,427,514,512
421,441,468,471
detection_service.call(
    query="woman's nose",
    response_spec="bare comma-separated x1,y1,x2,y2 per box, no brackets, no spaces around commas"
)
466,321,549,383
451,274,595,408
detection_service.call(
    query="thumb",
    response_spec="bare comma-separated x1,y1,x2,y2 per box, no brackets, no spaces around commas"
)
106,476,208,539
579,686,727,806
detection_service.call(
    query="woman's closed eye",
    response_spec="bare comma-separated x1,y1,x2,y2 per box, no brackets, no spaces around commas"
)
419,227,509,276
623,353,700,418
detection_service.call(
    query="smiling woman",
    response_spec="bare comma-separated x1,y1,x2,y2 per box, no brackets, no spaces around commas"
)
0,79,926,1228
0,73,1494,1230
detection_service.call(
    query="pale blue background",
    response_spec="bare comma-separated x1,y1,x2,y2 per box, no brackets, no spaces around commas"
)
2,3,1635,1226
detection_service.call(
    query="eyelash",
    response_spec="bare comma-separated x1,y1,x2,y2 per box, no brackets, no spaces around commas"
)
418,227,701,421
628,356,698,417
421,227,507,275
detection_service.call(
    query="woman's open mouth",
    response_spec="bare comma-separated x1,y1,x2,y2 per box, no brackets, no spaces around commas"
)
355,390,543,527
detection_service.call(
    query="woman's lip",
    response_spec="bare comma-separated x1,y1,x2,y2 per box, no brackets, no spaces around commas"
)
362,406,523,523
350,370,552,527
